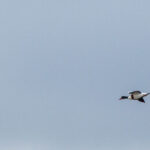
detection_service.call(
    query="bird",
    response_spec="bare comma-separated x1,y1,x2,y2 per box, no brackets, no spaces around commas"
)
119,91,150,103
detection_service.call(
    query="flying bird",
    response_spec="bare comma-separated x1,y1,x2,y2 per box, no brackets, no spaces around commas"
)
119,91,150,103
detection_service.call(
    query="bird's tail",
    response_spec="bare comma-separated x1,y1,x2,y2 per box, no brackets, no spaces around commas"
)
145,93,150,96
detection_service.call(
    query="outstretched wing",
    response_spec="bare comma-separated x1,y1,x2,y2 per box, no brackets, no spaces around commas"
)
138,97,145,103
128,91,141,95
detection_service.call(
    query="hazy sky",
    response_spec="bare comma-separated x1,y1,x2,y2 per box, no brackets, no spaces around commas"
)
1,0,150,149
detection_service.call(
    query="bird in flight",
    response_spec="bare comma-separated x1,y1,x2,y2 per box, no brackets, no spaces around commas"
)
119,91,150,103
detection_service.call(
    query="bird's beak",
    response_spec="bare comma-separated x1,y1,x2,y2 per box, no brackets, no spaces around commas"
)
119,98,122,100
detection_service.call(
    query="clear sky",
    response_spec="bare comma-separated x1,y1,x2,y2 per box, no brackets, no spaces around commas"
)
0,0,150,149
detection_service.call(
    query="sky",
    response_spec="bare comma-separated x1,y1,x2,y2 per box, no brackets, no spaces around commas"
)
0,0,150,149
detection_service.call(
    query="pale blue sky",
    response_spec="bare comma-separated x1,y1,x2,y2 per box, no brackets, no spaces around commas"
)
0,0,150,149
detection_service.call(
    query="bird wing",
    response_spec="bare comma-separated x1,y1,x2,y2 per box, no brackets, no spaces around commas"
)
128,91,141,95
138,97,145,103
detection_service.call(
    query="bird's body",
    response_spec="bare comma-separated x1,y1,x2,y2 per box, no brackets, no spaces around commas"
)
119,91,150,103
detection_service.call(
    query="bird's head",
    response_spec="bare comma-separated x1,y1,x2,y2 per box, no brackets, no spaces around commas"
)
119,96,128,100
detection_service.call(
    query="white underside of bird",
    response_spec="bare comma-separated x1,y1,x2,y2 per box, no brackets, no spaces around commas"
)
128,92,148,100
